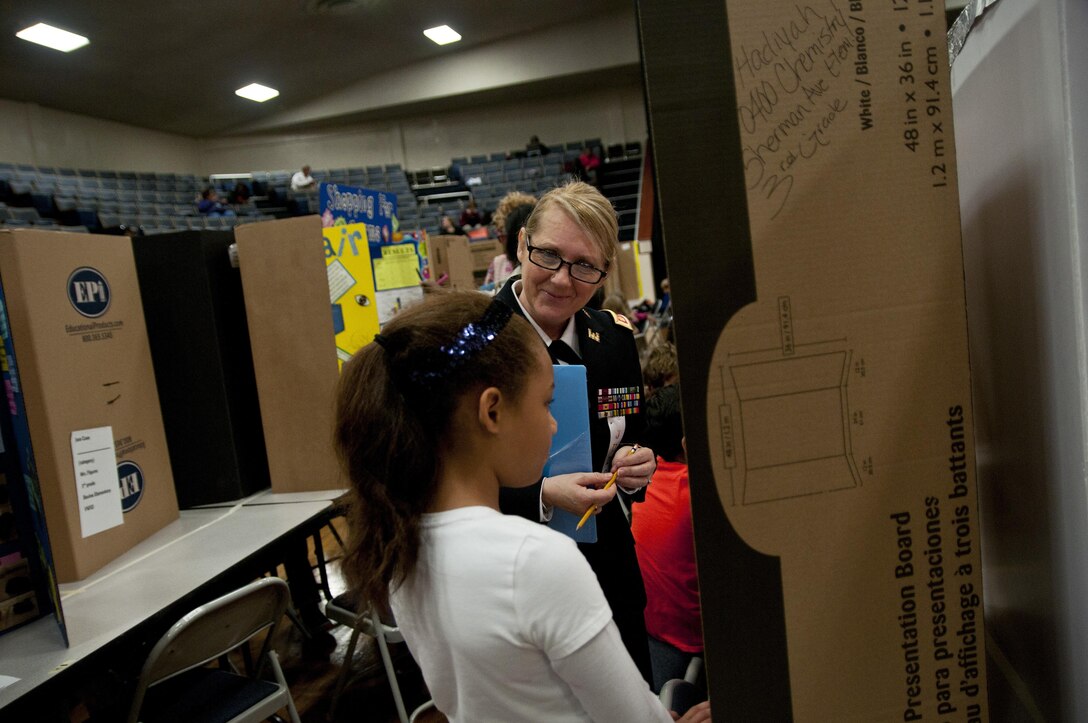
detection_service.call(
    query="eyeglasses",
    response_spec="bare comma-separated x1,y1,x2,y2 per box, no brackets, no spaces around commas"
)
525,240,607,284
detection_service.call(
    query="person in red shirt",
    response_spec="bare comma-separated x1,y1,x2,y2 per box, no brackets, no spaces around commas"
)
633,382,704,693
577,146,601,186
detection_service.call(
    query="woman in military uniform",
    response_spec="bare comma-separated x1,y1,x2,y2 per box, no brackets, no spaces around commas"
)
495,181,656,683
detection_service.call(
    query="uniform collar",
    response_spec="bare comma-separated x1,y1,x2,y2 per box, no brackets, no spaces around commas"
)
511,279,580,356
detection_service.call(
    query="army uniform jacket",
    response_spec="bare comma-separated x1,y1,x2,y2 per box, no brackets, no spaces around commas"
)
495,278,652,681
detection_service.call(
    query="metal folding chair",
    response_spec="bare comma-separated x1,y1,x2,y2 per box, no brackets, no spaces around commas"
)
126,576,301,723
324,592,434,723
659,656,706,718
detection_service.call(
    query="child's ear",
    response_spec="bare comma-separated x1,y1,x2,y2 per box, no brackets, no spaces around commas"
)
477,386,504,433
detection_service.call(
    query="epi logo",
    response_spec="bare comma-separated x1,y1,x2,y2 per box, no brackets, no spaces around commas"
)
118,460,144,512
67,267,111,318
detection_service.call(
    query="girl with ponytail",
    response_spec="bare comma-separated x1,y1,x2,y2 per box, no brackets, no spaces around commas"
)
334,291,710,722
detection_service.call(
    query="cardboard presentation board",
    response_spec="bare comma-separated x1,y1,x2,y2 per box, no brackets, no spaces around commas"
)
0,228,178,585
468,238,501,274
234,217,343,493
613,241,641,301
639,1,988,719
426,234,477,290
132,231,270,508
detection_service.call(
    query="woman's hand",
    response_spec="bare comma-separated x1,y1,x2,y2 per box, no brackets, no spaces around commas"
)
541,472,617,516
610,445,656,492
671,700,711,722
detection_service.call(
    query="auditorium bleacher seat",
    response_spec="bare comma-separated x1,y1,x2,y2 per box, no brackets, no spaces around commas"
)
1,142,642,240
7,206,40,223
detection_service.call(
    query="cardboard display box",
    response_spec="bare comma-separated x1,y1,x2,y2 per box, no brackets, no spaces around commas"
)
469,238,501,273
234,217,343,493
0,228,178,584
132,231,270,508
639,0,988,719
426,234,478,290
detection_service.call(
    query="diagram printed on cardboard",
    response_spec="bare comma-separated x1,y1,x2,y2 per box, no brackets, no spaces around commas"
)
718,297,861,506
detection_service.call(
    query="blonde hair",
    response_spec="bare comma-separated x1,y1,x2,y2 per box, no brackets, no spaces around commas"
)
524,181,619,267
491,191,538,236
601,292,629,317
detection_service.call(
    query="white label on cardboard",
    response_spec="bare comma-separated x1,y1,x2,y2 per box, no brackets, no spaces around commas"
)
72,426,124,538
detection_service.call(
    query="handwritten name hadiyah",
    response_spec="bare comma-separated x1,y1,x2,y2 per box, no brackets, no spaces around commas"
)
733,0,853,219
734,1,850,134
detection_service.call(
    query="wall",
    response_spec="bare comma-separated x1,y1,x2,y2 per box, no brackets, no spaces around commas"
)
198,82,648,175
0,82,647,178
0,99,200,173
952,0,1088,719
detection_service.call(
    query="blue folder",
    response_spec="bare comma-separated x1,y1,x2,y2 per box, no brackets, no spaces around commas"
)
544,364,597,543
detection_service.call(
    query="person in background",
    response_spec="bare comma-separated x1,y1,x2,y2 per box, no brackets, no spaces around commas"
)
495,181,657,683
459,199,483,230
643,341,680,399
648,277,674,344
632,383,704,694
290,165,317,191
438,215,463,235
483,201,535,292
655,278,672,319
197,188,236,217
334,291,710,722
229,181,251,205
577,145,602,186
601,291,632,319
490,191,537,240
526,134,550,156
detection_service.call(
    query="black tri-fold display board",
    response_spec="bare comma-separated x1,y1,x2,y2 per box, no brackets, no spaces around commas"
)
132,231,270,508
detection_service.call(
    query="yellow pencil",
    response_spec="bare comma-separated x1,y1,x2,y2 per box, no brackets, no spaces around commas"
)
575,445,639,530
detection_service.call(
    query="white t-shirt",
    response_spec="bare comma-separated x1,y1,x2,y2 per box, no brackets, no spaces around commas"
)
391,506,670,722
290,170,315,190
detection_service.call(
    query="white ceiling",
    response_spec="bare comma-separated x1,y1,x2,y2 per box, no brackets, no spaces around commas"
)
0,1,969,139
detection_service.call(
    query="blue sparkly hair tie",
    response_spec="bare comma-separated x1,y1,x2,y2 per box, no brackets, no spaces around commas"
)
408,299,514,387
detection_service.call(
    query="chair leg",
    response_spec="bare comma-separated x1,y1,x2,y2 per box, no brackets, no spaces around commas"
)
285,604,312,640
409,699,437,722
325,519,346,551
327,628,362,721
311,531,334,602
267,649,302,723
372,611,410,723
684,656,704,684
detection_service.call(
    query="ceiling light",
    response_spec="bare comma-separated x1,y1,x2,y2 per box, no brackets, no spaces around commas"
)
235,83,280,103
423,25,461,45
16,22,89,53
